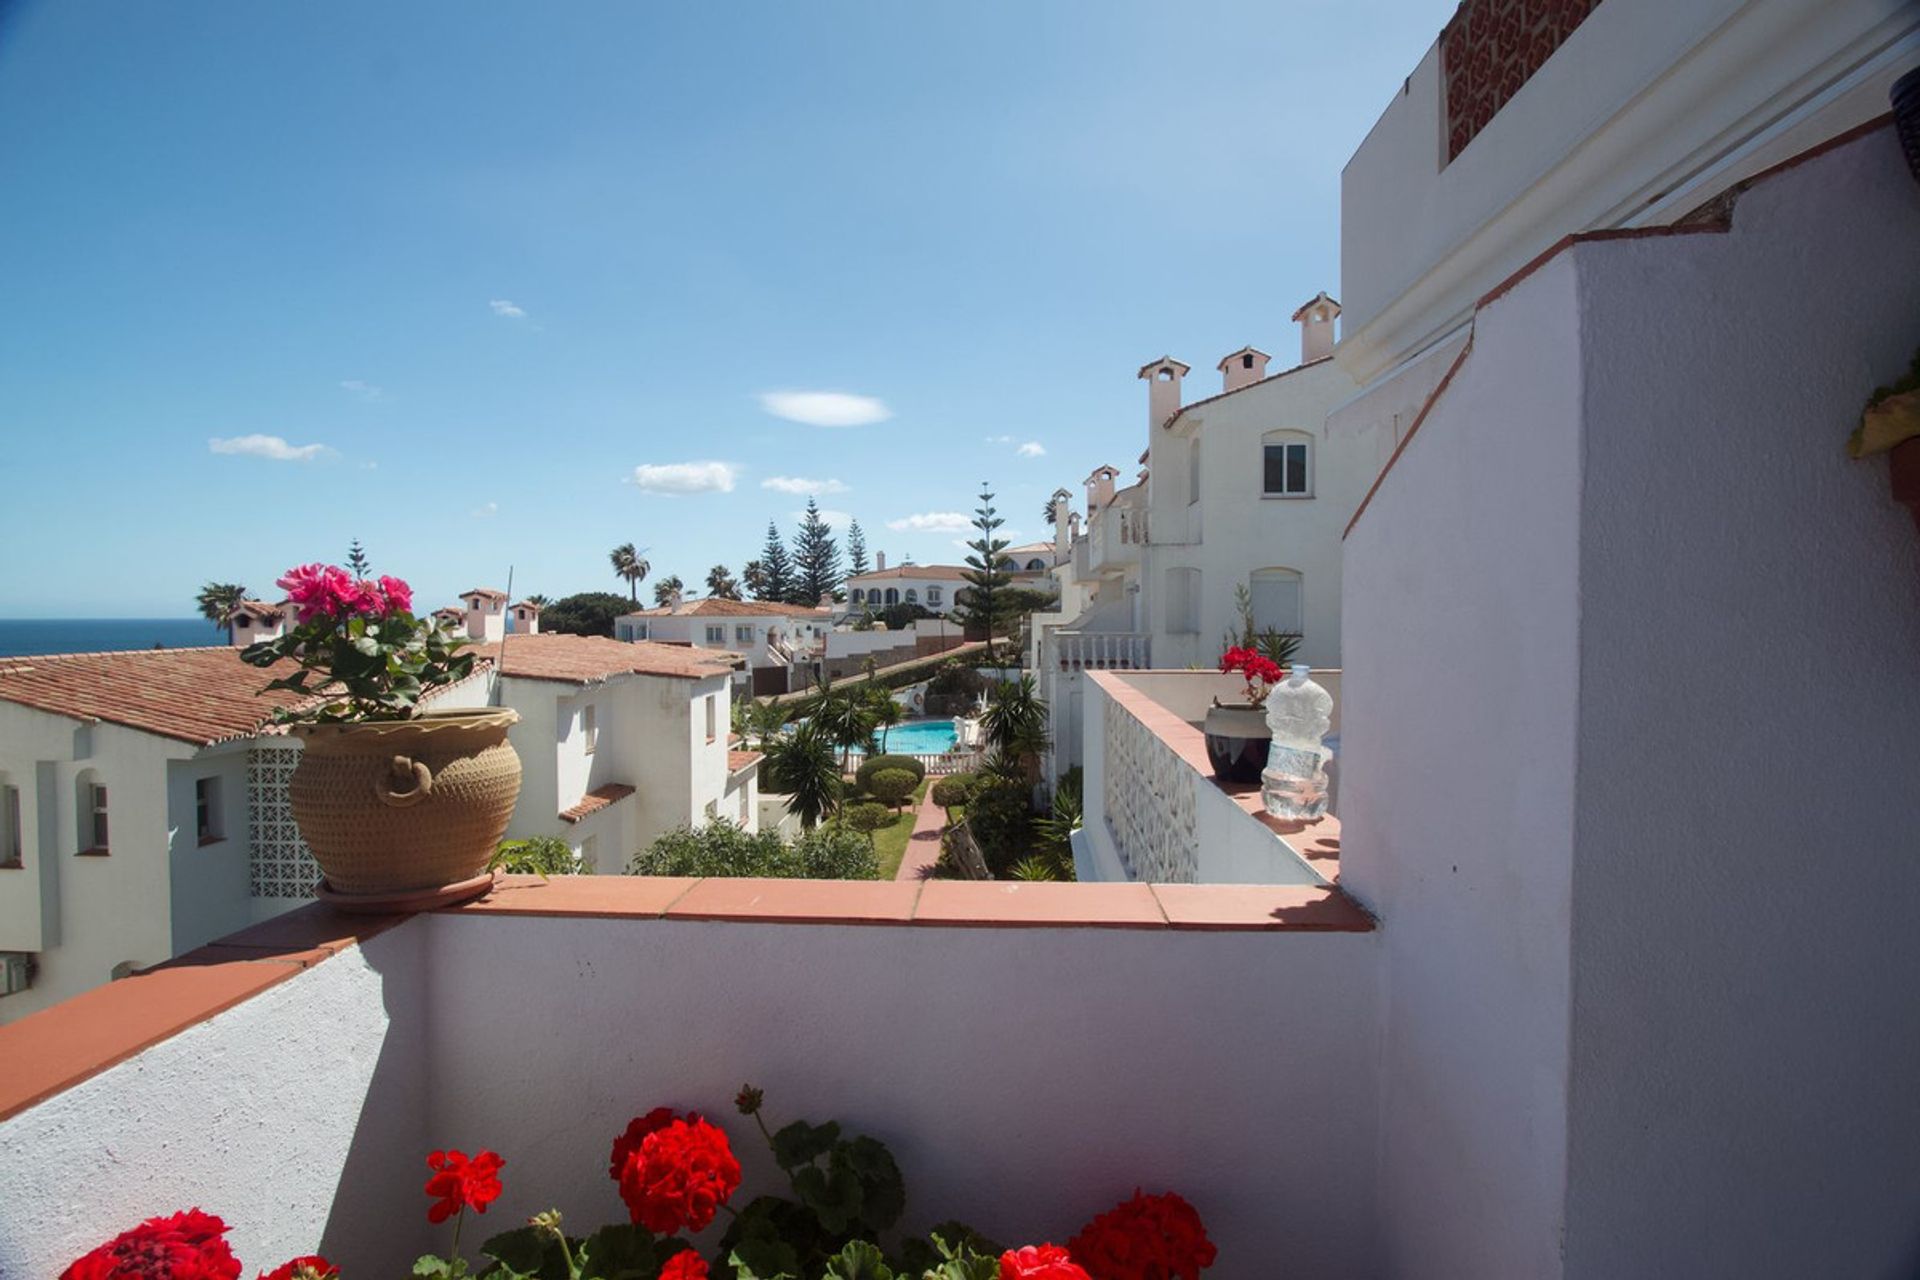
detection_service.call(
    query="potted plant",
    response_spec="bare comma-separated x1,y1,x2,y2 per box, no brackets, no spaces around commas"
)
241,562,520,912
1205,647,1284,783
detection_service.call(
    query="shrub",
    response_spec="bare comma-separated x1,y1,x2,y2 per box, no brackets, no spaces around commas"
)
540,591,636,638
491,836,581,876
869,767,919,811
930,773,977,812
789,825,881,879
629,821,786,877
843,801,894,845
855,753,925,792
927,660,985,700
965,776,1036,878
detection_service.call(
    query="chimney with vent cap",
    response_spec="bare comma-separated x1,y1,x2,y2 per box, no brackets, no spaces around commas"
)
1137,356,1190,429
1292,292,1341,364
875,551,887,572
1217,346,1271,393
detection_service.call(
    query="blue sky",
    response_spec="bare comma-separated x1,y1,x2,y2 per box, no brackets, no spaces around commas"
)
0,0,1445,618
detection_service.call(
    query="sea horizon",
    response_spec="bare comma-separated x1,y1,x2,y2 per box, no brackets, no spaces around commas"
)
0,617,227,658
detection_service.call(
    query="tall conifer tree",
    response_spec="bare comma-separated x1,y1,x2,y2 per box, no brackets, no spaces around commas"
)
792,499,843,605
754,521,794,602
958,483,1013,660
845,519,871,577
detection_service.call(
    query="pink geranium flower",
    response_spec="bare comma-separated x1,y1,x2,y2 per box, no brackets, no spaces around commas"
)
377,575,413,615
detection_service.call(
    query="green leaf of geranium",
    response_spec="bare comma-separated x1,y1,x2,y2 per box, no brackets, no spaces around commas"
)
572,1223,657,1280
478,1225,568,1280
413,1257,456,1278
821,1239,892,1279
840,1136,905,1232
728,1241,801,1280
793,1160,863,1234
770,1118,841,1168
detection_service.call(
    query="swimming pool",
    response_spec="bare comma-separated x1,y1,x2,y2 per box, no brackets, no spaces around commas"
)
854,717,958,756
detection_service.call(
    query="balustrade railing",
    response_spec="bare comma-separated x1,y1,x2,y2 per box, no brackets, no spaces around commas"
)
1049,631,1150,671
1100,688,1198,883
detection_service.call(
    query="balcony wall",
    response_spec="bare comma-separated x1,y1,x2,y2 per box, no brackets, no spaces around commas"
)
1077,671,1336,886
0,881,1379,1280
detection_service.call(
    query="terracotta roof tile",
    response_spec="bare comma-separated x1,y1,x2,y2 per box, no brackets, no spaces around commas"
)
845,564,968,582
0,647,314,746
461,587,508,601
727,749,763,773
479,633,737,683
560,783,635,824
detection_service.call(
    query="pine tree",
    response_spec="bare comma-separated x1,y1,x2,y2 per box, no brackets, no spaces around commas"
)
846,519,871,577
345,538,371,578
958,483,1013,661
754,522,794,602
791,498,842,605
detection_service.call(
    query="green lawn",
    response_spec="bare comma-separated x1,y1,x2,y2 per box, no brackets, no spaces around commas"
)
865,776,931,879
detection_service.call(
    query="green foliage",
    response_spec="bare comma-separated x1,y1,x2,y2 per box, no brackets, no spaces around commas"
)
963,776,1036,878
629,820,877,880
854,754,925,792
1008,856,1059,881
868,768,918,812
345,538,371,578
609,543,651,603
925,661,984,701
792,498,843,606
980,675,1049,784
1221,583,1301,669
743,697,791,747
195,581,248,642
1032,768,1081,882
929,773,976,813
876,602,931,632
707,564,743,600
491,836,581,876
956,485,1011,659
755,521,796,603
542,592,635,638
651,574,686,607
765,721,844,830
789,825,881,879
843,802,893,844
845,519,870,577
241,604,475,724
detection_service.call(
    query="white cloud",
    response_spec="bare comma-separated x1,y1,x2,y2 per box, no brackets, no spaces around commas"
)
489,299,527,319
1017,441,1046,457
792,508,854,530
208,433,330,463
758,390,892,428
887,511,971,534
471,501,499,518
630,460,739,495
761,475,849,495
339,379,384,401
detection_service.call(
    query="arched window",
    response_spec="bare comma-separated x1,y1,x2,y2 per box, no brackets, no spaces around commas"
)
905,589,918,604
851,589,864,604
885,588,899,606
1025,558,1046,571
0,774,21,868
76,769,108,854
1262,430,1312,497
1249,568,1304,638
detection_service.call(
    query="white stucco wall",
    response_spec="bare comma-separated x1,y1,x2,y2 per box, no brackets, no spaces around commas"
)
424,911,1380,1279
1339,250,1585,1279
0,927,430,1278
1556,125,1920,1279
164,746,252,957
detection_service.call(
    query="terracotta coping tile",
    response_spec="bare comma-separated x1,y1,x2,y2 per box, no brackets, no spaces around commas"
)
447,872,700,918
1150,883,1372,932
0,957,309,1122
913,880,1168,929
196,901,413,960
666,877,921,925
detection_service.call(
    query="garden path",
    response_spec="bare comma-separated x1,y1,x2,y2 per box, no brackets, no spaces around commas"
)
895,787,947,881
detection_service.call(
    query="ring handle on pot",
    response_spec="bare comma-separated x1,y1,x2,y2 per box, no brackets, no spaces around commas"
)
375,755,434,807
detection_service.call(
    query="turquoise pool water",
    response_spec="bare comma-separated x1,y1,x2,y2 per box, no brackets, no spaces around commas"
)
855,717,958,756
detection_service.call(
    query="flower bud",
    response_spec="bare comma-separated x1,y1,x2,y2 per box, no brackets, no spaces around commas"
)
734,1085,764,1116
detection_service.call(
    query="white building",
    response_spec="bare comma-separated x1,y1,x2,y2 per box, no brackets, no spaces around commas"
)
460,587,508,643
1031,300,1370,777
226,600,288,647
0,647,490,1022
844,557,971,616
614,596,830,697
472,633,757,869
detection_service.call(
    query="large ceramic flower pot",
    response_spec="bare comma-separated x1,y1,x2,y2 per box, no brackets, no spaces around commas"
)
1203,701,1271,784
290,707,521,912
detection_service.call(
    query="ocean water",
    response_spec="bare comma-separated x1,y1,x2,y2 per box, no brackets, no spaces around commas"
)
0,618,225,658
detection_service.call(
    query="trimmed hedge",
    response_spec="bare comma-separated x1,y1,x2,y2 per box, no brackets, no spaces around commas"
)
855,753,926,792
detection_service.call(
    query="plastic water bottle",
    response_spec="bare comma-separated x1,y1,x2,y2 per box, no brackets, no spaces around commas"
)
1263,664,1332,821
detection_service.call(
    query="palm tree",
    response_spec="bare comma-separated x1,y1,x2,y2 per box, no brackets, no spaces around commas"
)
609,543,650,603
981,674,1050,786
809,676,878,773
764,720,841,829
195,582,248,642
867,688,904,753
744,697,790,748
523,593,552,609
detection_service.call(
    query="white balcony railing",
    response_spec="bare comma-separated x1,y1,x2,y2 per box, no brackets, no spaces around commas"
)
1048,631,1149,671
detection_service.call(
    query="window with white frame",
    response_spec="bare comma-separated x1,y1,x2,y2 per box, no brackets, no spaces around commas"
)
704,694,717,743
926,586,942,606
1262,431,1312,497
735,624,754,643
885,588,899,605
1165,567,1201,634
705,624,725,644
851,589,864,604
195,776,225,844
905,588,918,604
582,703,598,754
1,784,21,868
1249,568,1304,637
77,773,108,853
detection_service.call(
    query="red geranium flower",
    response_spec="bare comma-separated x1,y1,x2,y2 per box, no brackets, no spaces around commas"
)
659,1250,710,1280
1068,1191,1217,1280
424,1148,505,1224
607,1109,742,1234
60,1209,242,1280
1000,1243,1091,1279
256,1258,338,1280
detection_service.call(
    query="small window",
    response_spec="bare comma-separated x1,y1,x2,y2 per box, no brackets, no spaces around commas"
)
905,589,918,604
195,776,225,845
885,588,899,605
1250,568,1304,637
79,779,109,853
1262,435,1312,497
0,785,21,868
735,625,753,643
926,586,942,606
582,704,598,755
1241,353,1255,370
704,694,717,743
1188,437,1201,504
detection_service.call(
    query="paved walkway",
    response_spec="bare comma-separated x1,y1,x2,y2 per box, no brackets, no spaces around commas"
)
895,788,947,881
